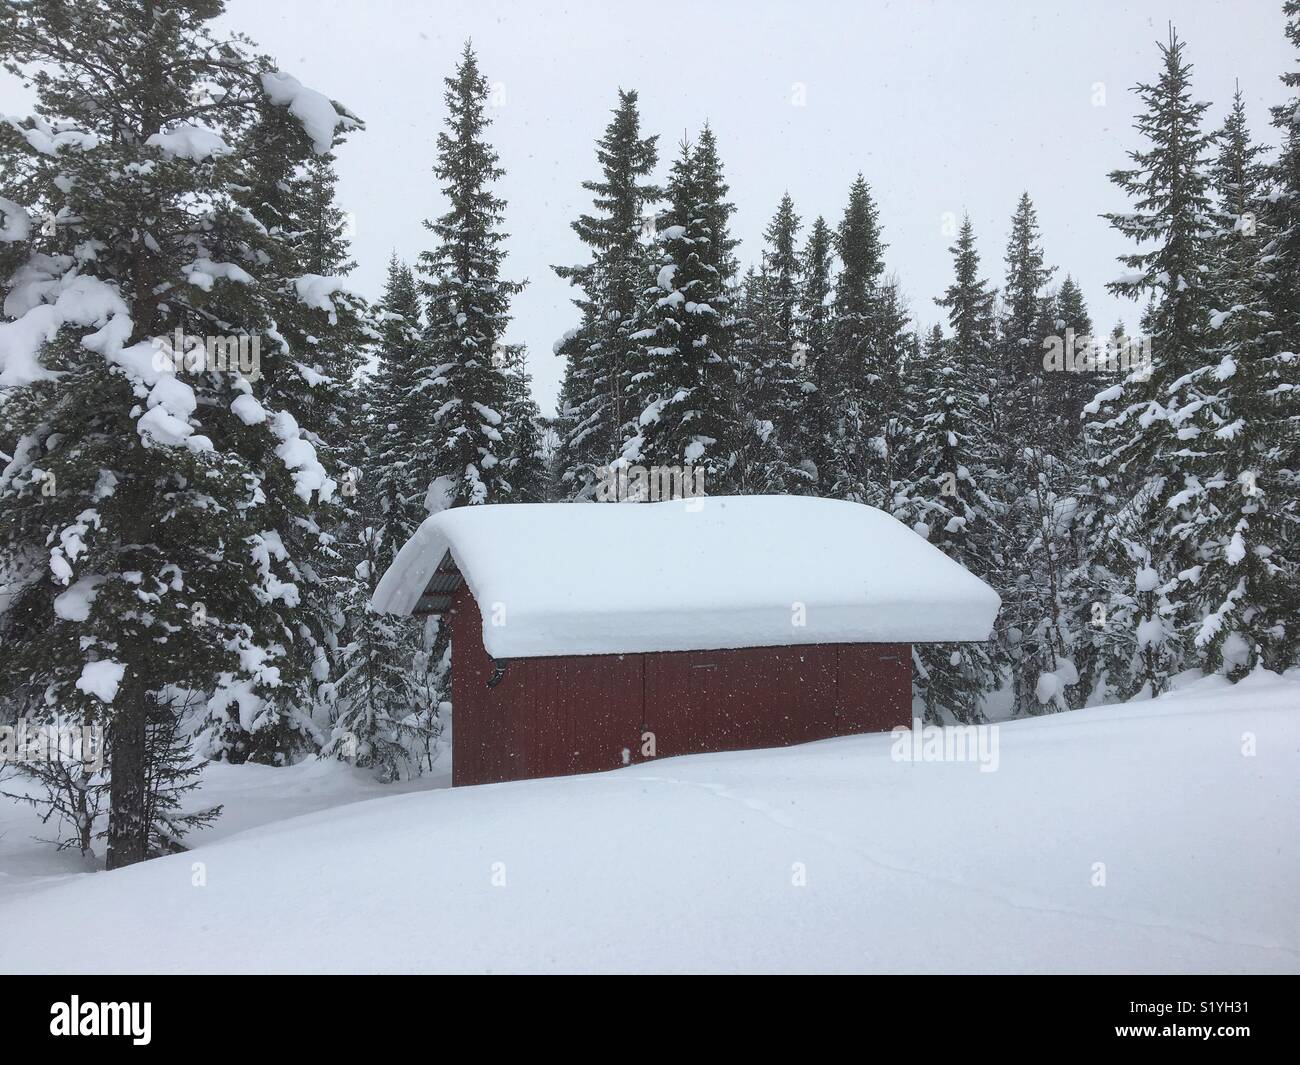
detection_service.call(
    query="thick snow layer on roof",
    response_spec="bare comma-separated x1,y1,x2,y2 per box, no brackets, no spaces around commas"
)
372,496,1001,657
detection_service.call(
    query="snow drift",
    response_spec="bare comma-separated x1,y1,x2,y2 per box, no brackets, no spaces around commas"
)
0,670,1295,974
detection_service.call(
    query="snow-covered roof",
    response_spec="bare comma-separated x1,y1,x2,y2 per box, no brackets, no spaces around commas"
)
372,496,1001,658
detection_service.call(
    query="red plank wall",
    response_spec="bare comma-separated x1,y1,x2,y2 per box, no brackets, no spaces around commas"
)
449,587,911,787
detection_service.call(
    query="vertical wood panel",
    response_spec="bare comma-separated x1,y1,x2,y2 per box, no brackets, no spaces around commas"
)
838,642,912,733
643,652,694,760
450,588,487,787
524,654,642,778
453,583,913,787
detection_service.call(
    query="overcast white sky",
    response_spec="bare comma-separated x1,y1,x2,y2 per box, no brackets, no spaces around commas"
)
7,2,1295,414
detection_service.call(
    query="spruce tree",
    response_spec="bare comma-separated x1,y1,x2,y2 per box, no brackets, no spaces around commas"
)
794,216,835,493
1039,279,1114,705
825,175,887,504
935,215,1000,426
998,193,1055,451
325,257,441,780
417,42,524,511
874,277,912,501
1265,1,1300,353
763,194,803,359
930,214,1004,584
896,347,1000,722
366,256,428,564
0,0,356,865
731,265,784,493
1041,274,1097,437
499,344,550,503
1175,88,1296,676
897,217,1003,722
552,310,599,493
625,128,739,492
1088,26,1218,696
200,97,368,763
554,90,659,500
995,194,1089,714
1258,4,1300,667
888,326,930,517
733,194,806,493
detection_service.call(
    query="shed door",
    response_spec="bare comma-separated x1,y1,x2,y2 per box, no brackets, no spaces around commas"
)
644,652,712,758
525,654,643,778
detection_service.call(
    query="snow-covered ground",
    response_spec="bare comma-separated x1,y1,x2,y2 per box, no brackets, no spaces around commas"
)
0,671,1296,974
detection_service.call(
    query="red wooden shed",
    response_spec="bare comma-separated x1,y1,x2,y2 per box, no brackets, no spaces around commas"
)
373,495,1000,787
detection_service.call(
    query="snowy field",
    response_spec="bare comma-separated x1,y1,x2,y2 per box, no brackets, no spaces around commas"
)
0,671,1296,975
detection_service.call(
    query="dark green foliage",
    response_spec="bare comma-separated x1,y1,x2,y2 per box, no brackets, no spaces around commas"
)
554,90,660,499
626,129,739,490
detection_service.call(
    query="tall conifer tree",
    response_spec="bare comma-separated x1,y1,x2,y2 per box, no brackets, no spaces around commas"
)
0,0,357,864
826,175,886,503
1088,27,1217,697
898,217,1003,721
734,194,807,493
1177,89,1296,676
625,129,738,492
795,216,835,493
417,42,524,511
554,90,659,499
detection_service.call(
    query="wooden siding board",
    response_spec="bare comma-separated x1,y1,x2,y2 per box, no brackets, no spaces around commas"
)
452,587,913,787
837,643,912,734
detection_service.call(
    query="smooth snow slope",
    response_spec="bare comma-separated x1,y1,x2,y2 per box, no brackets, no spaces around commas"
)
0,672,1296,974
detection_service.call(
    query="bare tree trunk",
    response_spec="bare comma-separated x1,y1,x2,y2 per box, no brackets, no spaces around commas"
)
106,669,148,870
